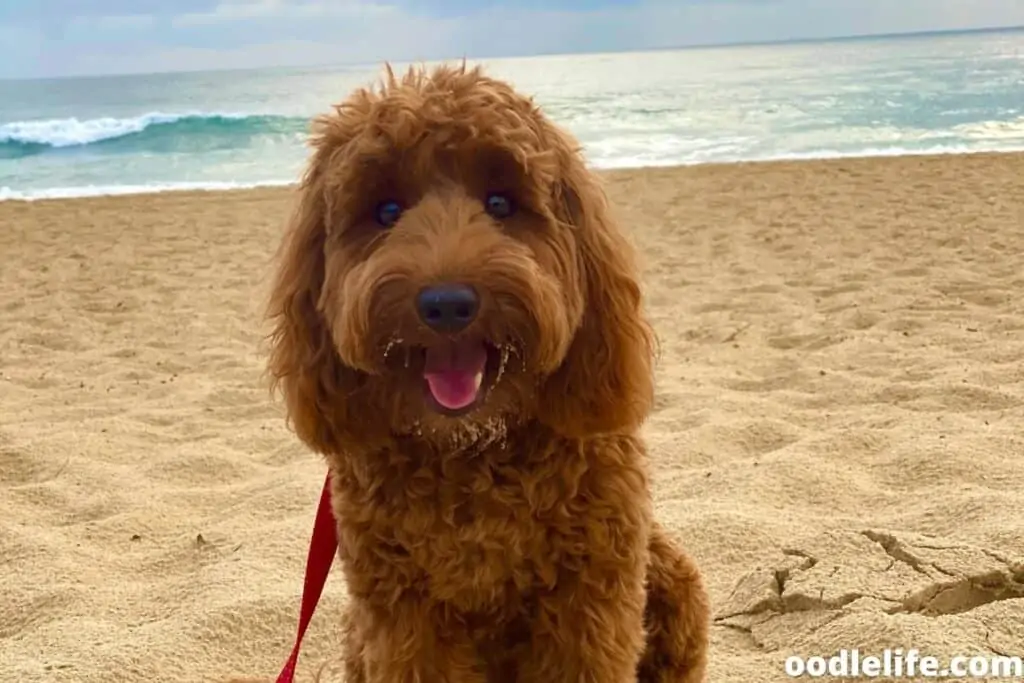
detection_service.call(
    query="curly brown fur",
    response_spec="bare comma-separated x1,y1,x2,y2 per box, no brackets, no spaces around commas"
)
265,63,709,683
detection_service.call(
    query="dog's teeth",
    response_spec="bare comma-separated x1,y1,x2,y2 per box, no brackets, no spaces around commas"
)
473,370,484,392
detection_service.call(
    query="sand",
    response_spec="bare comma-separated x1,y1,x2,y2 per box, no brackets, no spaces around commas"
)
2,151,1023,683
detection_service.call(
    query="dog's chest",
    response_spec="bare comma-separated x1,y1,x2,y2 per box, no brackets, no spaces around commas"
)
336,456,576,610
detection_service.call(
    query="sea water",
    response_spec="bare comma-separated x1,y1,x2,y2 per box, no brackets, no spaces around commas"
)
1,28,1022,201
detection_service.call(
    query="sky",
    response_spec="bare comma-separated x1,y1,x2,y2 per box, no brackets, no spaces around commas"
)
1,0,1023,79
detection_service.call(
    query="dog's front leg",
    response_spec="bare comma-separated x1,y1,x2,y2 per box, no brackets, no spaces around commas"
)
519,523,651,683
353,598,487,683
516,437,654,683
521,560,649,683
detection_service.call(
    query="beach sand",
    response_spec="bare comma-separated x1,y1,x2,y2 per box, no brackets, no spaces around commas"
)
2,151,1023,683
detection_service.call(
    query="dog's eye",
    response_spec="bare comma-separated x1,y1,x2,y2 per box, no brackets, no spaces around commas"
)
484,192,515,219
375,200,403,228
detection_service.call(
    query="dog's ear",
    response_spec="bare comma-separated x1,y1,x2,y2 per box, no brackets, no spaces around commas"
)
265,130,366,456
539,157,656,438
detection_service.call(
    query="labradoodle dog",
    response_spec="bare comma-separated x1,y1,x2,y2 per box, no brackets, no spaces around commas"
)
265,63,710,683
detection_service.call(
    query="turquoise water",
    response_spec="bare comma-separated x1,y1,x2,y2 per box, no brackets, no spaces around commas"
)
1,28,1023,200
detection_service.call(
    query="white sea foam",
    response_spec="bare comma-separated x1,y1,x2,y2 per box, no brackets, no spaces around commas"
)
0,111,256,148
951,116,1024,141
586,142,1024,170
0,179,295,202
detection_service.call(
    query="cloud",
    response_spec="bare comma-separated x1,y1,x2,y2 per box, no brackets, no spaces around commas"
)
1,0,1022,79
0,0,212,22
172,0,393,26
67,13,157,33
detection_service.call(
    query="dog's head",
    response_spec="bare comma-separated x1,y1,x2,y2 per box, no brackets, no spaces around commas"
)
267,64,654,454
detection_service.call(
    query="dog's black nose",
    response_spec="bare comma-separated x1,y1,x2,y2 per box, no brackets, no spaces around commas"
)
417,284,479,333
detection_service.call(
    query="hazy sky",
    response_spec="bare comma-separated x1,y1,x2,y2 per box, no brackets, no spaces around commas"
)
2,0,1023,79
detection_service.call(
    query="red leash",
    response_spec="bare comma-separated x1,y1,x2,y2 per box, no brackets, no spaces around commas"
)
276,472,338,683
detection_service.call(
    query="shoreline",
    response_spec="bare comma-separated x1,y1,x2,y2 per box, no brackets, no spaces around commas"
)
4,148,1024,203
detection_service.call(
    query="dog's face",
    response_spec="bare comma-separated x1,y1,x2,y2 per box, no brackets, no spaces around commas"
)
268,65,654,454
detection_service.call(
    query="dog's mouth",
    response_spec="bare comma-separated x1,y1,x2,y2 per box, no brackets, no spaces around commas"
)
422,338,491,415
382,335,521,417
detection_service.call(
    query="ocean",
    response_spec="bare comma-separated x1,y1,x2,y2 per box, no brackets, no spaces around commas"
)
1,28,1022,201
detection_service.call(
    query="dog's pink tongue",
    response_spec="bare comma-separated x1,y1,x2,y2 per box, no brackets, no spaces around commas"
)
424,340,487,410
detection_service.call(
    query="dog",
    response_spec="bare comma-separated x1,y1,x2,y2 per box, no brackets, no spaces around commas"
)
265,63,710,683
